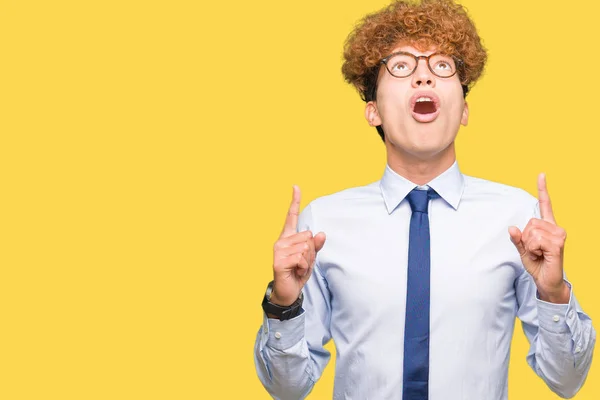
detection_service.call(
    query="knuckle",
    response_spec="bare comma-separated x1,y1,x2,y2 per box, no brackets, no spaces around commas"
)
287,210,299,218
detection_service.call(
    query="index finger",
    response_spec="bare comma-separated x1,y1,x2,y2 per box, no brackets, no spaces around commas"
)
537,173,556,224
281,185,301,237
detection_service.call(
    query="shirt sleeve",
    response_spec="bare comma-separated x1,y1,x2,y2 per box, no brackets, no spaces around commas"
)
515,202,596,398
253,202,333,400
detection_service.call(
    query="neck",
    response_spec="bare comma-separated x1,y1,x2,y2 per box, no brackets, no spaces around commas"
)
385,142,456,185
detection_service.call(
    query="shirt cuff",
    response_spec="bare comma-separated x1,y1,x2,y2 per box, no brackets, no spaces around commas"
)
261,309,306,351
536,280,576,334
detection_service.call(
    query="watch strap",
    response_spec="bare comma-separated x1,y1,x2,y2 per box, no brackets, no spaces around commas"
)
261,281,303,321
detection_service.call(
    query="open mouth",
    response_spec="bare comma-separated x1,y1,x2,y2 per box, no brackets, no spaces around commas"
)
410,93,440,123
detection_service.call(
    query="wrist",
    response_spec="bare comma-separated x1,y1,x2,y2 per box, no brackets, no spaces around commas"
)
262,281,304,321
269,280,300,306
537,281,570,304
269,292,295,307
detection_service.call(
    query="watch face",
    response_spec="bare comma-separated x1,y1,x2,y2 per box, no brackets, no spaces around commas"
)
261,280,303,320
265,281,274,300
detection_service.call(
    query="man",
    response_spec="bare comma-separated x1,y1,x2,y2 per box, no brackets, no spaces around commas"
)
254,0,596,399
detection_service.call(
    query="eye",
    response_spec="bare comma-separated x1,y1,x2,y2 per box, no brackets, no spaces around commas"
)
434,61,451,70
391,62,410,71
385,54,416,76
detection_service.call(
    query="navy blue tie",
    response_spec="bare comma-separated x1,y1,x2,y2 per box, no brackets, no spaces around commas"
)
403,188,436,400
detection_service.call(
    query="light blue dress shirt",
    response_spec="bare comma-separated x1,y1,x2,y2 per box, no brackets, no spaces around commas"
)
254,162,595,400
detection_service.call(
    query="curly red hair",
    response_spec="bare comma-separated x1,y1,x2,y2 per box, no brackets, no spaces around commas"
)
342,0,487,102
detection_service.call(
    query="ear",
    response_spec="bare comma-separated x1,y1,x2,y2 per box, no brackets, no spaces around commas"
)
365,101,382,127
460,101,469,126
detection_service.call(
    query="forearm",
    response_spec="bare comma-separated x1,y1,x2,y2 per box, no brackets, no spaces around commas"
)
254,313,317,400
527,294,596,398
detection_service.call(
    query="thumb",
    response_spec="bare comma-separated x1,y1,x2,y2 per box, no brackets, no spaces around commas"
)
314,232,327,252
508,226,526,258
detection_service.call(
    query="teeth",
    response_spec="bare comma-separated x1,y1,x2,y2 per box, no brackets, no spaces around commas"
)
416,97,433,103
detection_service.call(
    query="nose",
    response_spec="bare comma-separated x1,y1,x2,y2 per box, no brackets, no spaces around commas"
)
411,59,436,88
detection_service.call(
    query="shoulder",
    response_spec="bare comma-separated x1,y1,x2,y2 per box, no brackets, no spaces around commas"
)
297,181,382,230
311,181,381,209
463,175,538,209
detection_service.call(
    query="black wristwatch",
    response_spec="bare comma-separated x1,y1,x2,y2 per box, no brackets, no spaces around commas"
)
261,280,304,321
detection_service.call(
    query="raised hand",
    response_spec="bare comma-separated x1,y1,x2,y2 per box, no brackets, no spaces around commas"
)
509,174,570,303
270,186,326,306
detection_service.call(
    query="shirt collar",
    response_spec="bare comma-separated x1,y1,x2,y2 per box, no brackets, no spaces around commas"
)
379,160,465,214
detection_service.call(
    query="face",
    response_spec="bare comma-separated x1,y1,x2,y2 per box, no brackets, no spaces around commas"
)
365,44,469,162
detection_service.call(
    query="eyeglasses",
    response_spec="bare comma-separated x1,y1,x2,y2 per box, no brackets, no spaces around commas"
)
380,51,461,79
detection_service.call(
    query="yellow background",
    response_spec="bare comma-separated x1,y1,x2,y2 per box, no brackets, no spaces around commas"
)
0,0,598,398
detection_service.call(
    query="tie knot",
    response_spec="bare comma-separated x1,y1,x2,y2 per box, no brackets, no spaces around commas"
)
407,188,435,214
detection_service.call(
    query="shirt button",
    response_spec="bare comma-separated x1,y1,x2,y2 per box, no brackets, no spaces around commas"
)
263,327,268,335
575,346,582,354
552,315,560,322
274,332,282,339
568,311,575,319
